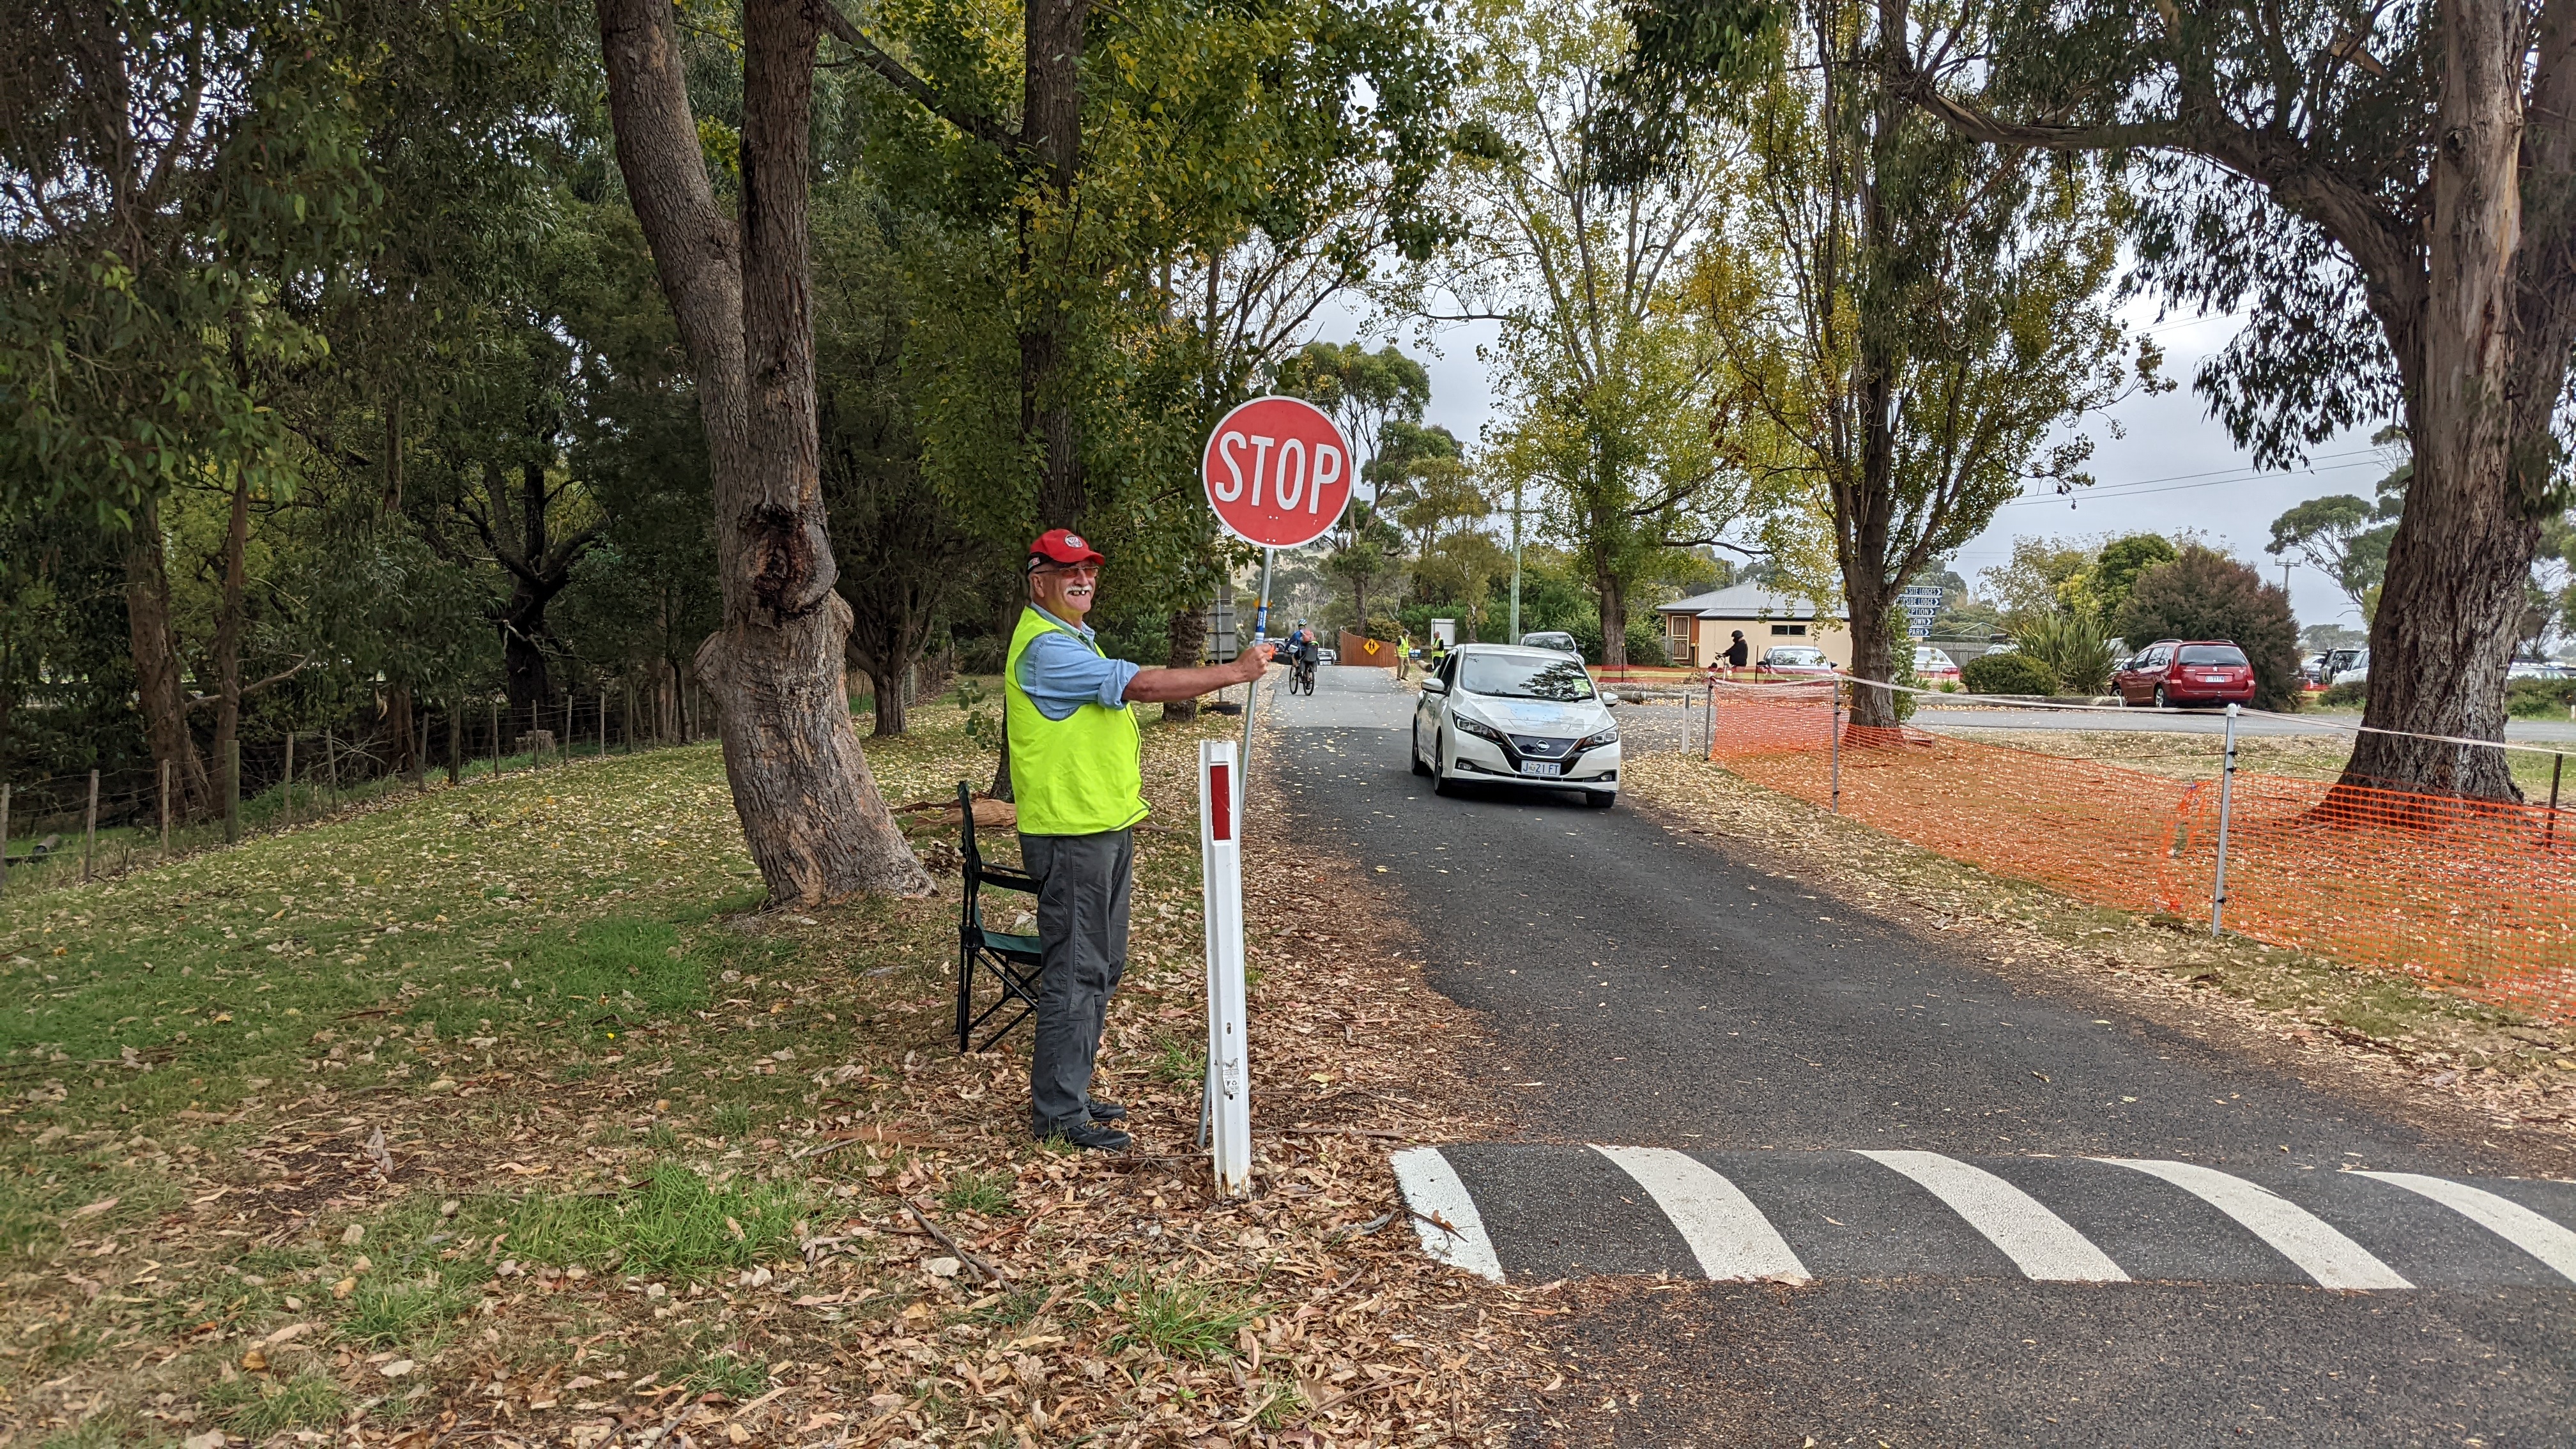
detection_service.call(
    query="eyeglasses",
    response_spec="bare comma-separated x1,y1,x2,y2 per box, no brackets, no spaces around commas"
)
1032,562,1102,579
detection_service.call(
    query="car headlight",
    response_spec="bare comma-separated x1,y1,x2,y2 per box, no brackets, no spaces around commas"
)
1577,725,1620,749
1453,715,1507,744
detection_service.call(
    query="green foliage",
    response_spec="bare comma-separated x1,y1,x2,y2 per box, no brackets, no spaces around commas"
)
2506,679,2576,719
2012,612,2117,695
2319,680,2368,709
2267,494,2397,619
1961,652,2060,697
2091,536,2179,622
2108,546,2303,710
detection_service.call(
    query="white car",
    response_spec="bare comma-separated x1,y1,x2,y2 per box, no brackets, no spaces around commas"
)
2332,648,2370,687
1411,644,1621,807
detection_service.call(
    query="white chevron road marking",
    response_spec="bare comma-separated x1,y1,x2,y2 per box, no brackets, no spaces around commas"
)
1390,1147,1505,1282
1593,1145,1811,1284
2356,1170,2576,1285
2103,1158,2411,1290
1856,1149,2130,1282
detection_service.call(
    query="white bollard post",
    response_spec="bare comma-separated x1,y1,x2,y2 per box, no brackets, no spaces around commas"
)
1197,740,1253,1197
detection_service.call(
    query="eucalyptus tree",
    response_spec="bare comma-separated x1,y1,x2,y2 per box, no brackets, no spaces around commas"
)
1858,0,2576,795
1616,0,2154,725
1,0,373,816
1429,0,1747,666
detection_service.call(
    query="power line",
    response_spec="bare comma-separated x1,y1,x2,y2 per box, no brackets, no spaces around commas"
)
2002,453,2389,509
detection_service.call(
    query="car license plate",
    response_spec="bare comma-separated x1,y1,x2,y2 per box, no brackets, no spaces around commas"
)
1519,761,1562,778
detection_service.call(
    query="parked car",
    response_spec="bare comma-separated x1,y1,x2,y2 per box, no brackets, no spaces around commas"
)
1912,645,1961,685
2305,647,2363,686
2332,648,2370,688
1317,647,1337,664
1413,644,1620,807
2506,658,2570,680
1518,630,1581,657
2112,639,2257,709
1758,645,1839,678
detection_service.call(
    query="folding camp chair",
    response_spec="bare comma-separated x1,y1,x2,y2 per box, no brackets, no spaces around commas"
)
954,781,1045,1052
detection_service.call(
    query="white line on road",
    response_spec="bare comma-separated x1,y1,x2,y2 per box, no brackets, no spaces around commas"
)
1857,1150,2130,1282
2103,1158,2412,1290
2356,1170,2576,1285
1593,1145,1812,1284
1390,1147,1505,1282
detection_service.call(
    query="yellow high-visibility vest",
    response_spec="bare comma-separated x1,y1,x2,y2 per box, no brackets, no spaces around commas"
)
1003,607,1149,836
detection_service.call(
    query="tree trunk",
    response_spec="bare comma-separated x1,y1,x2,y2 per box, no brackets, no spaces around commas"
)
597,0,928,902
210,471,252,822
1022,0,1090,529
1162,603,1205,721
1596,565,1629,668
868,661,907,737
2342,0,2551,799
122,499,212,816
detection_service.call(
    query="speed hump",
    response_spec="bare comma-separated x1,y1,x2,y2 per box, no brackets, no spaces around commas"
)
1202,396,1354,550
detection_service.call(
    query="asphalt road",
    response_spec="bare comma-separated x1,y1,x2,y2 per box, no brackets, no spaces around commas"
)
1272,665,2576,1446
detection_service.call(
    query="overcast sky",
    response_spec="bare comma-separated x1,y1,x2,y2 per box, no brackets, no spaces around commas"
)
1324,296,2391,635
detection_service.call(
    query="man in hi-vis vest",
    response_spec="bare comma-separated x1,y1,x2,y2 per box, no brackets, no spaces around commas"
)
1008,529,1275,1151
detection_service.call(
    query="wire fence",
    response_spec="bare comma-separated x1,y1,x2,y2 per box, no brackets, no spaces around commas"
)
1696,678,2576,1024
0,685,719,903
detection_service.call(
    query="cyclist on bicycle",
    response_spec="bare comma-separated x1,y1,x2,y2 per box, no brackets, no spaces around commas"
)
1283,624,1319,693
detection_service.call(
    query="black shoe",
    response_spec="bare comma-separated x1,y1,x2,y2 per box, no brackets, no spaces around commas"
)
1048,1121,1131,1153
1085,1096,1128,1121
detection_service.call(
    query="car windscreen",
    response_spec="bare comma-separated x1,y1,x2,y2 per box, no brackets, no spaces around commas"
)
1459,654,1596,701
1767,648,1827,666
2177,645,2248,666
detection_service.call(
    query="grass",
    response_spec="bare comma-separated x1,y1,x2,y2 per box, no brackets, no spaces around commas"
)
209,1369,349,1438
505,1163,808,1279
1147,1032,1203,1085
937,1169,1015,1216
341,1273,475,1346
1110,1280,1265,1361
0,687,1306,1445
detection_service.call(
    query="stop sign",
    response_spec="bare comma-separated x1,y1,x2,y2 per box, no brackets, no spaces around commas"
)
1202,396,1354,549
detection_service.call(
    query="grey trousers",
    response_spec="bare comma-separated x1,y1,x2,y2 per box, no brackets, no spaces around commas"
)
1020,828,1133,1136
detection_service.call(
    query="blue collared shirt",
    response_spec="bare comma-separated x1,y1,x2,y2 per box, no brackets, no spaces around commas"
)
1016,607,1142,721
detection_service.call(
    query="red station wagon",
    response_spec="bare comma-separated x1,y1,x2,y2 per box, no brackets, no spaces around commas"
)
2113,639,2258,709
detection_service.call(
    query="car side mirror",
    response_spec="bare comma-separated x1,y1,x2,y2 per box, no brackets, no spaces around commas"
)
1422,677,1448,695
1601,691,1620,706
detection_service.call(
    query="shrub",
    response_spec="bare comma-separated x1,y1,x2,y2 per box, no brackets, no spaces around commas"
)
2012,612,2117,694
2319,680,2367,708
2508,678,2576,718
2108,545,2303,709
1962,651,2060,696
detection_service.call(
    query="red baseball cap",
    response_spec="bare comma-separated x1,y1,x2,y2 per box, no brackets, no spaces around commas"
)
1028,528,1105,567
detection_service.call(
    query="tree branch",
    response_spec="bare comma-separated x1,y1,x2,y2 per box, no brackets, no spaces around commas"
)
816,3,1027,158
185,657,310,713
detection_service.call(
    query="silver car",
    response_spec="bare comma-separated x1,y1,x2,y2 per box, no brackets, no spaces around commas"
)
1412,644,1621,807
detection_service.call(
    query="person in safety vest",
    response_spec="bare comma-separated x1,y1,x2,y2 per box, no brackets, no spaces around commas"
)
1008,529,1275,1151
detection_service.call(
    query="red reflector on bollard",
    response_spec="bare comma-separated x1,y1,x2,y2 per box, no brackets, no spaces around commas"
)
1210,763,1232,840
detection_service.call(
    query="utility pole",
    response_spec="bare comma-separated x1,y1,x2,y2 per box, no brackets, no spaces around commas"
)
1508,474,1525,643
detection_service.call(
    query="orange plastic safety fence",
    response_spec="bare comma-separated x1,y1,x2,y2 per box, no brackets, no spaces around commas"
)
1706,683,2576,1022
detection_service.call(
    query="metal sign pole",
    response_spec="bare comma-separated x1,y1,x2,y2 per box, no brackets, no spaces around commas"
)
1239,547,1275,776
1828,683,1843,812
2211,702,2239,936
1197,740,1252,1197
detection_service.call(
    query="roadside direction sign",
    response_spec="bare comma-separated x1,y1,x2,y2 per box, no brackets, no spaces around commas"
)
1899,583,1943,639
1202,396,1354,550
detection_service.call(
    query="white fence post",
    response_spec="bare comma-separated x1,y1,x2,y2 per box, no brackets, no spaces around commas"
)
1198,740,1253,1197
2211,702,2239,937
